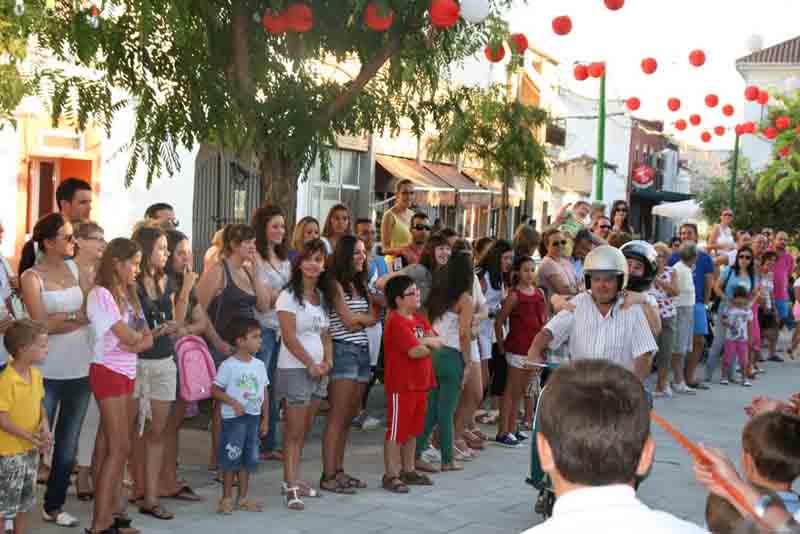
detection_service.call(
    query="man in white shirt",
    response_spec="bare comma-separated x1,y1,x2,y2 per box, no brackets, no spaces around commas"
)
528,246,658,381
520,360,708,534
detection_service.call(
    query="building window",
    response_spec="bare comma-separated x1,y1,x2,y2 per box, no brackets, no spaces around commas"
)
307,148,364,220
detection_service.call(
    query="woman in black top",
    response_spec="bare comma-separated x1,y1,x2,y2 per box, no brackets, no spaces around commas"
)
610,200,635,234
129,226,178,519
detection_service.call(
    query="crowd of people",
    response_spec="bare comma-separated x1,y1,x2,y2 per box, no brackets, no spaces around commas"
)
0,177,798,534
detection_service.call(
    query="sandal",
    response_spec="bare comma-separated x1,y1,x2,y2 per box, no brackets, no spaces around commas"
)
236,499,263,512
337,470,367,489
217,497,234,515
112,515,132,529
285,487,305,511
163,485,203,502
319,474,356,495
441,462,464,472
282,481,320,498
138,505,174,520
415,459,439,473
400,471,434,486
382,475,409,494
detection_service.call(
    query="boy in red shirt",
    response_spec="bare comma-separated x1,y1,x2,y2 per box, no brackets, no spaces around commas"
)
381,275,442,493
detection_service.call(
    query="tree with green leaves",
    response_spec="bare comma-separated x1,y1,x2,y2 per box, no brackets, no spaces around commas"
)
699,155,800,237
427,83,548,237
13,0,519,225
756,88,800,199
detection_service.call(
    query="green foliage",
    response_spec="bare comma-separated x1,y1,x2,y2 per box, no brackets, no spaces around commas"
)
19,0,517,193
756,89,800,198
0,2,42,128
699,155,800,236
427,84,549,186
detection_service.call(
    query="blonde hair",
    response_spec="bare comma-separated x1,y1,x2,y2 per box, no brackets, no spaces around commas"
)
3,319,47,357
292,217,319,253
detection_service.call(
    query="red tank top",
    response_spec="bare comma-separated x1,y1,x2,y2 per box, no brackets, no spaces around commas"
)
504,288,548,355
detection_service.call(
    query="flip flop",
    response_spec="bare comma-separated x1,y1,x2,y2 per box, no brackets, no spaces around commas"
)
138,506,174,520
163,485,203,502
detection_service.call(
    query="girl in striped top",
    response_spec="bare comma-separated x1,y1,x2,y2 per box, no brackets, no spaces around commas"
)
321,235,377,494
86,238,154,534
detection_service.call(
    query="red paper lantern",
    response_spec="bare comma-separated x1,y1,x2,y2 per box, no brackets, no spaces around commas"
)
745,122,757,134
430,0,460,29
675,119,687,131
262,9,289,34
667,98,681,112
701,131,711,143
573,64,588,81
744,86,760,101
735,124,744,136
286,3,313,32
780,146,791,158
689,49,706,67
484,43,505,63
510,33,529,55
722,104,734,117
764,127,778,140
776,116,792,130
705,94,719,108
714,126,725,136
641,57,657,75
604,0,625,10
364,2,394,31
588,62,605,78
757,90,769,105
626,97,640,111
552,15,572,36
689,114,701,126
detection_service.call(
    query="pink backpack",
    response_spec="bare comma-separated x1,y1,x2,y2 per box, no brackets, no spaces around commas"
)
175,335,217,402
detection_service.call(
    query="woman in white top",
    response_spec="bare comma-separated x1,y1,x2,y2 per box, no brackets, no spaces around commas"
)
320,203,352,255
708,208,736,255
274,239,333,510
19,213,92,527
415,252,474,473
252,205,291,461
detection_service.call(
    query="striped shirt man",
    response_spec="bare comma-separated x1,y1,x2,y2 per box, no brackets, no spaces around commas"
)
545,292,658,372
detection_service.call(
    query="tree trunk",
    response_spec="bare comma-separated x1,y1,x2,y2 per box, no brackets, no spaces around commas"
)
499,171,511,240
260,150,300,229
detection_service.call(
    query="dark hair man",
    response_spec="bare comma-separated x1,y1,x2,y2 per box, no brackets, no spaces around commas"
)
144,202,178,230
55,178,92,224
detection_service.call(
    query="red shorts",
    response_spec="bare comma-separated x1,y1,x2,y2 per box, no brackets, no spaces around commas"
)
89,363,135,400
385,391,428,443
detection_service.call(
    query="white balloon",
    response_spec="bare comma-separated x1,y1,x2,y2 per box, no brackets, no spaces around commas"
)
460,0,490,24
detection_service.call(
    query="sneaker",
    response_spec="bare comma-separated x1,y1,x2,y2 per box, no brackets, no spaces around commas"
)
421,446,442,463
42,510,79,527
351,411,368,428
768,355,785,363
672,382,697,395
653,387,673,398
495,433,522,448
742,380,753,387
720,378,729,385
514,431,529,442
360,415,382,430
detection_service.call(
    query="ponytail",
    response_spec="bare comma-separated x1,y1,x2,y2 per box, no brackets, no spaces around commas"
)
19,240,38,276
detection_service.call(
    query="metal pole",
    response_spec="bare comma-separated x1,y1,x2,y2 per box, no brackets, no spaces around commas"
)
595,71,607,202
730,133,740,210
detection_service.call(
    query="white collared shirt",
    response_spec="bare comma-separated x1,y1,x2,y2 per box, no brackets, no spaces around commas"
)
545,292,658,370
521,485,708,534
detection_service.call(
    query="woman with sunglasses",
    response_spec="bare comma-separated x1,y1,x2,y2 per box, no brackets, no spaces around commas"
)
19,213,92,527
609,200,634,235
381,179,416,256
708,209,736,256
706,245,759,385
537,228,579,303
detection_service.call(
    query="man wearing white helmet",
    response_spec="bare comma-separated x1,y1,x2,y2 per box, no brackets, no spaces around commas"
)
528,246,658,381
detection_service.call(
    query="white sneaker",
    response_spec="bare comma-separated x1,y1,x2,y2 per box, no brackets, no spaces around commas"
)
360,415,382,430
421,446,442,463
654,386,673,398
42,510,79,527
672,382,697,395
4,519,13,533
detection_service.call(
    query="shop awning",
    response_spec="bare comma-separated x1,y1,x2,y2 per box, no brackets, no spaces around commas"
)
375,155,454,192
423,162,487,194
631,189,693,203
462,167,525,206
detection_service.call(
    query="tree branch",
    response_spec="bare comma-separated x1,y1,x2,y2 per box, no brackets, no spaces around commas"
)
314,30,404,129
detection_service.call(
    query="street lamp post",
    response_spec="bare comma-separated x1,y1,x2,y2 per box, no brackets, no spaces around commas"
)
595,72,607,202
730,132,741,211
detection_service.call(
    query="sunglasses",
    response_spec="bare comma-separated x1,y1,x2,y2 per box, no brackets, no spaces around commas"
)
616,208,628,213
722,213,733,217
412,225,431,231
738,255,752,260
599,225,612,230
551,240,569,247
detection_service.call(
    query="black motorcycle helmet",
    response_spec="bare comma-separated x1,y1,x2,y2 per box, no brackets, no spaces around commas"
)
619,240,658,292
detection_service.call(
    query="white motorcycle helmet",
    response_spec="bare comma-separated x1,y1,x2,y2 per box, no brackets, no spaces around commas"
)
583,245,629,291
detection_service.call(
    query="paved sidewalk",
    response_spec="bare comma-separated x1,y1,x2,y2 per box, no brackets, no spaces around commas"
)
30,357,800,534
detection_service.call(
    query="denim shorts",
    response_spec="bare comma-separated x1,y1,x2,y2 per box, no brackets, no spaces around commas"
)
330,341,371,383
218,415,260,473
